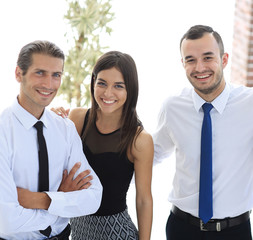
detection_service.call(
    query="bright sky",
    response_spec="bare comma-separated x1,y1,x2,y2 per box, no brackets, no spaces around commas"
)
0,1,236,239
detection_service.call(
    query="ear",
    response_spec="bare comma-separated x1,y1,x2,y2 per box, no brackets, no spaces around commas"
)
15,66,23,83
92,75,97,87
181,58,185,67
222,53,229,69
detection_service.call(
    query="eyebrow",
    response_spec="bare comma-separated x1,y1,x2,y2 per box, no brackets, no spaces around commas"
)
184,51,215,61
97,78,125,85
34,69,46,72
34,69,63,74
203,51,214,56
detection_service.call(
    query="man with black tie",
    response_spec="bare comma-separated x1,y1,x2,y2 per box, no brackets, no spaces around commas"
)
153,25,253,239
0,40,102,239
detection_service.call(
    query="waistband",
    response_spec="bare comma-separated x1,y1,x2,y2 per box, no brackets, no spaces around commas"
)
47,224,70,240
171,205,250,232
0,224,70,240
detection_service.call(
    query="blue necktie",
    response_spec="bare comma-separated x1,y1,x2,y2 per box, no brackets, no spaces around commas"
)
199,103,213,224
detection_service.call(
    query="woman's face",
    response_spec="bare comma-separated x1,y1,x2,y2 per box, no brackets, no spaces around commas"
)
94,67,127,115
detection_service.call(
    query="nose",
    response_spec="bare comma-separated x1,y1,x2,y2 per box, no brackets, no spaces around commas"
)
104,86,113,97
42,75,53,89
195,60,205,72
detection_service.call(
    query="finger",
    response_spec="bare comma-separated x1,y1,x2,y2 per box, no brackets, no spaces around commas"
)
59,170,68,185
73,170,90,185
58,170,68,191
17,187,25,193
77,175,93,187
58,108,66,118
73,169,91,183
59,107,69,117
55,107,62,114
17,187,21,194
62,169,68,182
51,107,64,117
51,107,57,114
80,182,92,190
68,162,81,179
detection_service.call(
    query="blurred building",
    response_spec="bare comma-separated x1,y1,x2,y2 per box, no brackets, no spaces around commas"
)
231,0,253,86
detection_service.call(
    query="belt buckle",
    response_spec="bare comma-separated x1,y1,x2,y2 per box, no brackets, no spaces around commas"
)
200,220,221,232
200,220,208,231
216,222,221,231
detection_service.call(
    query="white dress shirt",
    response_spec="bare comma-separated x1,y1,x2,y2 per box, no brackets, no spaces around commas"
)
0,98,102,240
153,82,253,219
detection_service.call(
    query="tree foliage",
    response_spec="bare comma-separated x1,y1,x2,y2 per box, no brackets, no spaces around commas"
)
59,0,114,107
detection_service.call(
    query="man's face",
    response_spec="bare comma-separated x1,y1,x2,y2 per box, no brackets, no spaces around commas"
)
16,53,63,118
181,33,228,101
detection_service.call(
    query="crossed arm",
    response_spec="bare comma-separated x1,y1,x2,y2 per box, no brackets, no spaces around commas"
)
17,162,92,210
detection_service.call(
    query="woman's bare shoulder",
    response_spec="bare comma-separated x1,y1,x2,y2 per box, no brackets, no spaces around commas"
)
69,107,88,120
69,108,89,135
128,128,154,162
134,128,153,151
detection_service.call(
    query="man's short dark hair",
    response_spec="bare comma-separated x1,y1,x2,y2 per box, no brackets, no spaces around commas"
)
17,40,65,75
180,25,224,57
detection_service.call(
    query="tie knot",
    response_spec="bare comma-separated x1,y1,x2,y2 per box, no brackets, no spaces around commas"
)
34,121,44,131
202,103,213,114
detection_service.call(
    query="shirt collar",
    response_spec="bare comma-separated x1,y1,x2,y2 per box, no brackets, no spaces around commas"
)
192,82,230,114
11,97,49,130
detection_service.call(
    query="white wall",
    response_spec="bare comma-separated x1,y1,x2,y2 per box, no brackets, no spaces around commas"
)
0,1,236,239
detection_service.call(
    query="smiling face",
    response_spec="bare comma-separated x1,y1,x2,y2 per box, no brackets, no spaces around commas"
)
181,33,228,101
16,53,63,118
94,67,127,116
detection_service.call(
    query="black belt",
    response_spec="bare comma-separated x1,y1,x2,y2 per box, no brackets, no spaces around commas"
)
171,205,250,232
0,224,71,240
47,224,71,240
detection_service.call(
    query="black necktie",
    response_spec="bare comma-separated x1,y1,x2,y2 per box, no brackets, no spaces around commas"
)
34,121,52,237
199,103,213,224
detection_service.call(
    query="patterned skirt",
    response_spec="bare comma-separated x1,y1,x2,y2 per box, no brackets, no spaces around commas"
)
70,209,139,240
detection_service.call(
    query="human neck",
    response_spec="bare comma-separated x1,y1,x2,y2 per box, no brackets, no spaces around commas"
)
17,95,44,119
96,110,122,134
196,80,226,102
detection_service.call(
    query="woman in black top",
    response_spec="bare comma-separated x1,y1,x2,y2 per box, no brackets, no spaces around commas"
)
53,51,153,240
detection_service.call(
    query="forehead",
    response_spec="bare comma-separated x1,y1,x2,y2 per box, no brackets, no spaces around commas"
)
181,33,220,58
97,67,124,82
29,53,64,72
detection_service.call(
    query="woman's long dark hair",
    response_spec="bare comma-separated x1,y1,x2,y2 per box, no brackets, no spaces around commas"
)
83,51,143,154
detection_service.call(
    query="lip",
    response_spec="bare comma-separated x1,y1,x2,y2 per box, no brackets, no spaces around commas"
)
192,72,213,82
37,89,54,97
102,98,116,104
195,75,211,82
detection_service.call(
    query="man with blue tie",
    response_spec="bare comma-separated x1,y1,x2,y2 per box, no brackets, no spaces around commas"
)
0,40,102,239
153,25,253,239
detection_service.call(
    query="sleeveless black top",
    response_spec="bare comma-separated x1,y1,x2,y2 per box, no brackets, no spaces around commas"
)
81,110,134,216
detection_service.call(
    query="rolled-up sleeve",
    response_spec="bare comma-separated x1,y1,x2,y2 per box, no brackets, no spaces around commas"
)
46,124,103,217
0,129,58,235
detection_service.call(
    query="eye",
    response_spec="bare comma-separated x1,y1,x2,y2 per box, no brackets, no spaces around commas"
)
36,71,43,75
115,84,125,89
96,81,107,87
186,59,195,63
204,56,212,60
53,73,61,78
